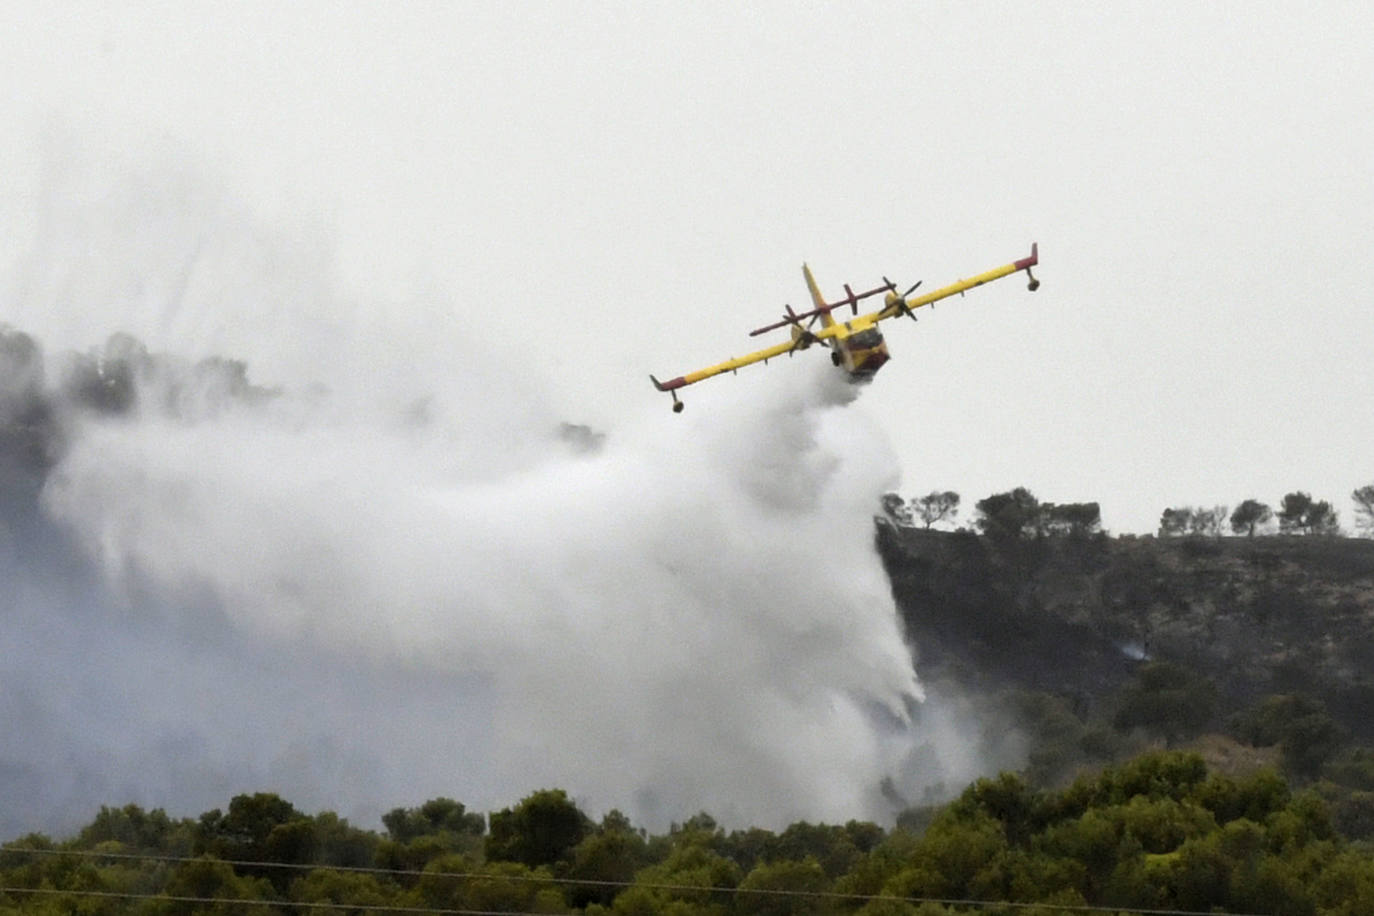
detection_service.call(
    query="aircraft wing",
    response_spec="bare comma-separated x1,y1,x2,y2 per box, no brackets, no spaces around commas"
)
858,243,1039,326
651,337,803,395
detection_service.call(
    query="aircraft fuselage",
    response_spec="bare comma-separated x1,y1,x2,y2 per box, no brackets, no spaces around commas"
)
834,325,890,379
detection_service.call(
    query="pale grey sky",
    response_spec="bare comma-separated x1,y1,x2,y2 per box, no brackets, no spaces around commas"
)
3,1,1372,533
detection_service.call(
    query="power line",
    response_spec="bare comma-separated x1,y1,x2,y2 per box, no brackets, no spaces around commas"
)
0,886,543,916
0,846,1277,916
0,882,1281,916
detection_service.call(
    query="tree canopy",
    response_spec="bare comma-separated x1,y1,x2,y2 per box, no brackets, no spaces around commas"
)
1353,485,1374,537
1231,499,1274,537
976,487,1043,540
914,490,961,529
8,754,1374,915
1278,491,1340,535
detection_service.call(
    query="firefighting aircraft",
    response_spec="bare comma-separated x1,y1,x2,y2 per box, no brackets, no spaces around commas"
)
650,243,1040,412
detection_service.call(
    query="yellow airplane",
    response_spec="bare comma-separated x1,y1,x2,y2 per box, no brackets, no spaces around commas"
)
651,243,1040,412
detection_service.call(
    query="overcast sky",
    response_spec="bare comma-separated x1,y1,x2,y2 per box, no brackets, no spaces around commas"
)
3,1,1372,534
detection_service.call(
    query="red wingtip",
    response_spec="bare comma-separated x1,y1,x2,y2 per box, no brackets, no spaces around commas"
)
650,374,685,391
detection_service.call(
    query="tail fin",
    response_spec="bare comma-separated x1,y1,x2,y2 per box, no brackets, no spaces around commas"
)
802,264,836,328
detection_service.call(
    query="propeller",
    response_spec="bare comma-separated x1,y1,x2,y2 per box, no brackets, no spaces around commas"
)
781,303,820,349
882,277,924,321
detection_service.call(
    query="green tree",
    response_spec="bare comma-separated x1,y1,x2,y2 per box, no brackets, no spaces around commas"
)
1000,691,1101,786
1230,499,1273,537
1112,663,1217,745
1332,791,1374,841
719,827,775,874
879,492,911,527
1277,491,1340,535
1233,695,1349,782
1193,768,1290,825
1038,808,1130,896
914,491,961,529
843,821,885,856
1234,694,1322,747
1282,713,1350,782
162,855,276,916
308,811,378,869
976,488,1042,541
1165,828,1238,912
770,822,865,879
1278,492,1314,534
1352,484,1374,537
565,811,651,909
377,799,484,871
290,868,393,913
485,788,592,869
1325,747,1374,792
190,794,378,892
194,793,302,862
1042,502,1102,537
1312,850,1374,916
1159,507,1192,537
1308,500,1340,535
885,811,1008,899
1052,752,1211,818
828,829,920,902
383,798,485,843
417,854,564,914
1110,795,1218,854
1265,789,1335,849
610,839,741,916
1162,505,1227,536
734,857,830,916
78,804,183,852
1188,505,1228,537
943,772,1043,847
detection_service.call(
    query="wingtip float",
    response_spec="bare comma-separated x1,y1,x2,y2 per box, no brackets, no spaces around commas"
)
651,242,1040,412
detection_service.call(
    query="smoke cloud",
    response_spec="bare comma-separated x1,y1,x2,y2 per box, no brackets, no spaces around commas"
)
0,150,987,839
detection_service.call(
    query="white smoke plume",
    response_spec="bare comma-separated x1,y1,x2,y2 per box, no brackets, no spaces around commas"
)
0,151,988,839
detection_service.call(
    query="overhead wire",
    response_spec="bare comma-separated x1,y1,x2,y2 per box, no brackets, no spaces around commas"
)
0,887,522,916
0,845,1276,916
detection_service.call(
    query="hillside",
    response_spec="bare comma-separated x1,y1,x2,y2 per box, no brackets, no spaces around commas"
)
877,522,1374,792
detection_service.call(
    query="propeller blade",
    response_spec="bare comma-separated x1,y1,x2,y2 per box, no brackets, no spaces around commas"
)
904,280,922,297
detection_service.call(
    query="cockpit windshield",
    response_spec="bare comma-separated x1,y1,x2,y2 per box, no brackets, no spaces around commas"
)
849,328,883,350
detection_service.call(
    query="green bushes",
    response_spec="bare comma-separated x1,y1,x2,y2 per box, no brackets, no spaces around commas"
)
8,754,1374,914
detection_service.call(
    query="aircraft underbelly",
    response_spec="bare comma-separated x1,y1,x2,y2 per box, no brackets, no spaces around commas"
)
844,343,890,381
